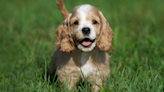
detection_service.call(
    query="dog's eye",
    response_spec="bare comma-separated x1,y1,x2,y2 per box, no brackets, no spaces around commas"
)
74,21,78,25
93,20,98,24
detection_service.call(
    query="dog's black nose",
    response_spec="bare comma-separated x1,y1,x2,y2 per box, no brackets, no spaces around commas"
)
82,27,90,35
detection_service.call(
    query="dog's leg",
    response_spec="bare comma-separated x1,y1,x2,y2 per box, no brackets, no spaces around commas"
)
57,69,80,90
88,74,102,92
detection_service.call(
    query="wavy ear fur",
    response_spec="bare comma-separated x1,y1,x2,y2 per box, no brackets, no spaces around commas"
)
56,14,75,52
96,11,113,51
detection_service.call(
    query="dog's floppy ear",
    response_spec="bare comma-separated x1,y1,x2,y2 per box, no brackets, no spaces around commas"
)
56,14,75,52
96,11,113,51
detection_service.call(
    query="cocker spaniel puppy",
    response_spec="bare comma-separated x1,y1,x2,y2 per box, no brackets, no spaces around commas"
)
50,0,113,91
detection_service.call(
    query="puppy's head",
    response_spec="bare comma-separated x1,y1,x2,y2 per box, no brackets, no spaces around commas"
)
57,4,113,52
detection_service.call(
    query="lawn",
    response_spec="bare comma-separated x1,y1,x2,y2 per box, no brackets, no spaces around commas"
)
0,0,164,91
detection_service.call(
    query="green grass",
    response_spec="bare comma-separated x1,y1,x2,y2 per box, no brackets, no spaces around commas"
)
0,0,164,91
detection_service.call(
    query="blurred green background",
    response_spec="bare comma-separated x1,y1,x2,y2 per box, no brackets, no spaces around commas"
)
0,0,164,91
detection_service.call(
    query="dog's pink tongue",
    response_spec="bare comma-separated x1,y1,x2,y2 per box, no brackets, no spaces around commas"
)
82,41,91,46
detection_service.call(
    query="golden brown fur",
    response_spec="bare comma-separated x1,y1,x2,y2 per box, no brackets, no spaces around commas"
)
50,47,110,90
56,14,75,52
57,0,69,19
50,0,113,91
96,12,113,51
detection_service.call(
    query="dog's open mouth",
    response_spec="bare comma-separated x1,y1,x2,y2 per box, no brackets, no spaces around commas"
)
80,38,95,47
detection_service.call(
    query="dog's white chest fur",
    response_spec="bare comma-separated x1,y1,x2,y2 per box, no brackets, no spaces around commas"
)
79,52,97,77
